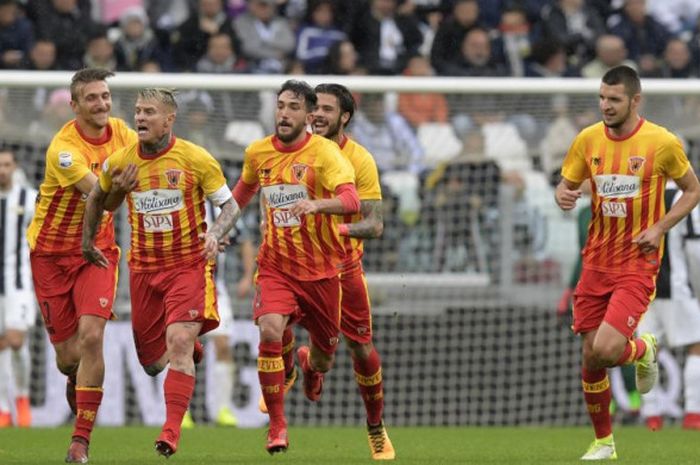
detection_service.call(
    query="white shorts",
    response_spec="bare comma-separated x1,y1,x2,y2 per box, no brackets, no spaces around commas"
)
638,297,700,348
207,288,233,338
0,293,37,333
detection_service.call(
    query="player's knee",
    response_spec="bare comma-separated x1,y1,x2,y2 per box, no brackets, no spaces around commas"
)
57,361,79,376
166,332,193,357
258,325,283,343
590,341,620,368
78,326,104,351
311,351,334,372
143,364,164,377
346,338,372,360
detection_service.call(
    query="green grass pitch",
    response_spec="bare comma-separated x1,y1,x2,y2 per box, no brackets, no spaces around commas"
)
0,426,698,464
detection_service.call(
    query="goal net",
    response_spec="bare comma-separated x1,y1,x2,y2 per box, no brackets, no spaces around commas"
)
3,72,696,427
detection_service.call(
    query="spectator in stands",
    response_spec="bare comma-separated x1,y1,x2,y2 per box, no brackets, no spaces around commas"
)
34,0,99,70
90,0,142,25
646,0,700,35
655,38,697,78
21,38,56,70
423,128,502,273
295,0,345,74
349,0,423,75
172,0,237,71
351,92,425,176
83,30,117,71
608,0,671,75
196,32,249,73
178,96,221,156
146,0,190,31
581,34,637,78
439,27,507,76
525,40,580,78
430,0,482,75
114,6,165,72
233,0,295,73
492,6,534,77
27,88,73,143
321,39,364,75
397,55,448,128
0,0,34,69
540,0,606,68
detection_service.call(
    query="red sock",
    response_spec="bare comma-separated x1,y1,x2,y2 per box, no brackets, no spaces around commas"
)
281,328,295,378
163,369,195,441
582,367,612,439
258,341,285,425
615,338,647,366
72,387,103,443
353,347,384,426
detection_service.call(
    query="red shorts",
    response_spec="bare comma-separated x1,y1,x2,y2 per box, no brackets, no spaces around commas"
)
130,258,219,366
340,261,373,344
31,248,120,344
253,266,341,355
573,267,656,338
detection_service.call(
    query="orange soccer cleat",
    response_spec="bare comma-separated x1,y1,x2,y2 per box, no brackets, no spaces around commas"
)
0,410,12,428
682,412,700,430
645,415,663,431
65,437,89,463
155,430,179,458
266,422,289,455
297,346,323,402
15,396,31,427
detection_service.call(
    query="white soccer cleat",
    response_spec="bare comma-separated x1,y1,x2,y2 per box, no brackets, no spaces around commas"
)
581,436,617,461
635,333,658,394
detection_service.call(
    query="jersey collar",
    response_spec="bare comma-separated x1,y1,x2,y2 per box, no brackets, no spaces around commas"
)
74,120,113,145
272,132,311,153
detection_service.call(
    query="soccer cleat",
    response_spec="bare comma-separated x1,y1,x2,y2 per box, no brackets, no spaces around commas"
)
580,435,617,461
259,367,297,414
266,423,289,455
65,437,89,463
367,420,396,460
155,430,178,458
181,410,195,429
645,415,663,431
682,412,700,430
0,410,11,427
66,372,78,415
16,396,31,427
215,406,238,427
193,339,204,365
297,346,323,402
635,333,658,394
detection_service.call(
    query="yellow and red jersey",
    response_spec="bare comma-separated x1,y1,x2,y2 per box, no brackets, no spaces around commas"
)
562,119,690,275
338,136,382,266
99,137,231,273
27,118,136,255
242,132,355,280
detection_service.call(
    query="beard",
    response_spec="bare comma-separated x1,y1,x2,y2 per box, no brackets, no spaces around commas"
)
602,103,631,129
315,116,342,140
275,121,306,143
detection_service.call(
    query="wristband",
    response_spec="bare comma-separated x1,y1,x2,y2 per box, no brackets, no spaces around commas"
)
338,224,350,236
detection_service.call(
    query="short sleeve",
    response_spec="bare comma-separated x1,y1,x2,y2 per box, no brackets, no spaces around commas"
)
354,150,382,200
560,134,590,183
197,149,231,206
47,146,90,188
661,134,690,180
319,141,355,191
241,146,259,185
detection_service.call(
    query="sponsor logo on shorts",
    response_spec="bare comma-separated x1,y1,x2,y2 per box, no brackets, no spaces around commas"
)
329,337,339,346
627,316,636,328
99,298,108,308
188,309,199,319
357,327,368,335
58,151,73,168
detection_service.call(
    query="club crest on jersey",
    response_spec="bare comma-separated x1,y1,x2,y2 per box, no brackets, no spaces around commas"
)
165,169,182,188
292,163,307,182
628,156,645,174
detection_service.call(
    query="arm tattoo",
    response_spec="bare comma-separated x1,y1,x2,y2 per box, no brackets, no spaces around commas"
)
83,184,108,247
346,199,384,239
209,198,241,241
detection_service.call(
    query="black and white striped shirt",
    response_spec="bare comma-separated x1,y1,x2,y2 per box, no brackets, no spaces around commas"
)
0,183,36,296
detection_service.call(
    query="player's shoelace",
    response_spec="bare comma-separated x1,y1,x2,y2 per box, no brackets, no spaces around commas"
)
368,425,387,451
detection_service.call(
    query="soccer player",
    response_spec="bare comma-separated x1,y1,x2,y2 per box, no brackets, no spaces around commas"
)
26,68,136,462
639,182,700,431
0,149,36,428
230,79,359,454
555,65,700,460
313,83,395,460
81,88,239,457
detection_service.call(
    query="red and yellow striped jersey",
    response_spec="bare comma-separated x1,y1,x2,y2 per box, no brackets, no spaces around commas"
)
242,133,355,280
562,119,690,275
27,118,136,255
339,136,382,266
99,137,231,272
